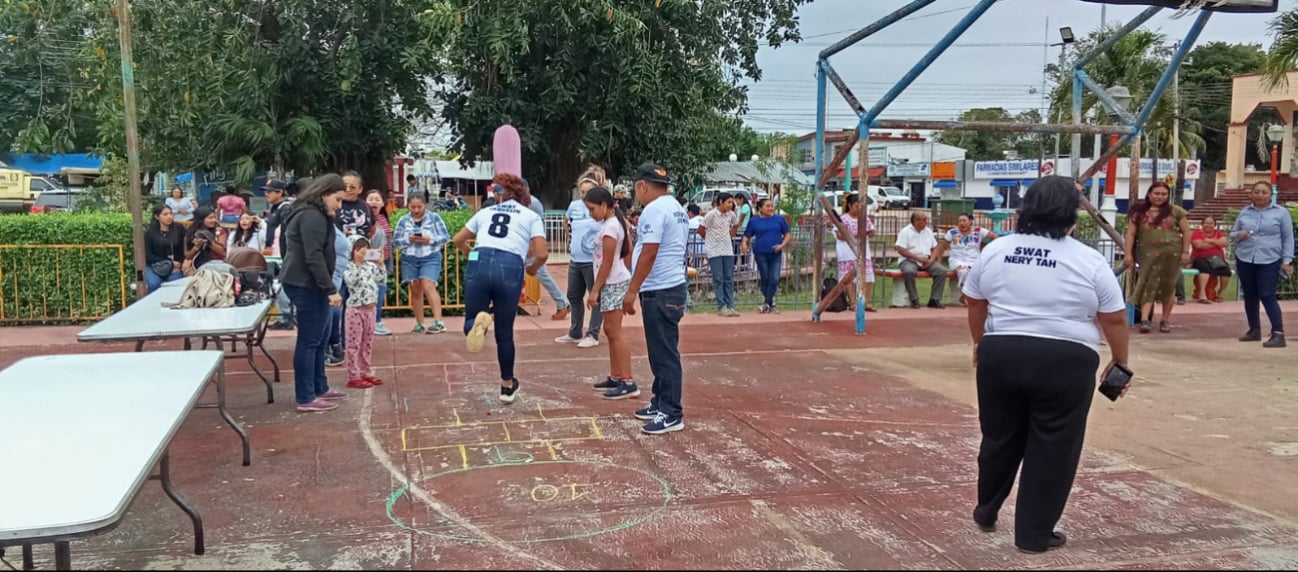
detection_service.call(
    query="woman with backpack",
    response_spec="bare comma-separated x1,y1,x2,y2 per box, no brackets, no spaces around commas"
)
280,175,349,413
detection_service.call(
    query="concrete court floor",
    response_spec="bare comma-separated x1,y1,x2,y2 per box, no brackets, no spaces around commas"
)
2,299,1296,570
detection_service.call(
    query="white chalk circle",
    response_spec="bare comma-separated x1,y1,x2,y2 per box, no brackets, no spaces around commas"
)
386,460,671,543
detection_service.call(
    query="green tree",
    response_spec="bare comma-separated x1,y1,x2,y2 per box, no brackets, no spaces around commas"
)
1,0,442,187
424,0,809,206
936,107,1045,161
1181,42,1264,170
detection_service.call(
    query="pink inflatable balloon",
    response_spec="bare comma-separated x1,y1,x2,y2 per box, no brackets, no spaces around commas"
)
492,125,522,177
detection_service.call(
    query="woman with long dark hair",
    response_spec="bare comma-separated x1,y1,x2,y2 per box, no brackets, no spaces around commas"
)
144,203,185,291
451,174,548,404
183,206,228,273
1123,181,1191,333
227,211,265,251
279,174,349,413
584,187,638,400
831,194,877,312
1232,180,1294,348
364,189,394,336
964,176,1131,554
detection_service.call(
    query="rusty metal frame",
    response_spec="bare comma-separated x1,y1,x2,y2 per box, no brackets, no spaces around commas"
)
810,2,1214,333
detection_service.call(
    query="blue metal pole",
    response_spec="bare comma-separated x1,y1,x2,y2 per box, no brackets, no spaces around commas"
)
818,0,940,60
1076,70,1136,125
1130,11,1211,132
861,0,998,127
812,61,829,322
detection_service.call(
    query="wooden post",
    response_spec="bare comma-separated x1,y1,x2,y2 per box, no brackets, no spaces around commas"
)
1128,136,1142,208
854,130,870,334
116,0,147,299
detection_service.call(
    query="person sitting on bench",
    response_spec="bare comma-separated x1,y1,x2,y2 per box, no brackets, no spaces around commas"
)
895,211,947,309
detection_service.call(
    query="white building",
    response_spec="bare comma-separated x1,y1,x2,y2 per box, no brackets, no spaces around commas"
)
956,157,1202,212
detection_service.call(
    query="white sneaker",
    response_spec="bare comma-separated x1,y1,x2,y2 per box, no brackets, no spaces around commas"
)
554,335,579,344
577,336,600,349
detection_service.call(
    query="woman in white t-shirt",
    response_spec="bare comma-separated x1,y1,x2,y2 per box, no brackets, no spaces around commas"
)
962,176,1131,555
932,212,996,306
582,187,639,400
833,194,876,312
451,174,548,405
166,186,195,224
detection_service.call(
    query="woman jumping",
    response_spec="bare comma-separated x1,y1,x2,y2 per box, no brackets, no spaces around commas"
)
451,174,548,404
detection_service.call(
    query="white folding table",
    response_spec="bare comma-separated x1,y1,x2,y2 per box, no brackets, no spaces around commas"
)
0,351,223,571
78,284,281,407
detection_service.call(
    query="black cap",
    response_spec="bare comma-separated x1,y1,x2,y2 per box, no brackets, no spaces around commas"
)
632,162,671,185
261,179,286,193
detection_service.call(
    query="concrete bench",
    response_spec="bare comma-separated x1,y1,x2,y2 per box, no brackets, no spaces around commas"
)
876,268,961,308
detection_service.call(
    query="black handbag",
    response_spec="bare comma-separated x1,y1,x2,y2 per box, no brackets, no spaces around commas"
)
150,259,174,277
1205,254,1230,274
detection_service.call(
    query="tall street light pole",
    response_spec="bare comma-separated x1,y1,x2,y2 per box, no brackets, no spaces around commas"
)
115,0,147,299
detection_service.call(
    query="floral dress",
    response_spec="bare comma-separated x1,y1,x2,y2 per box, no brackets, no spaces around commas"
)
1131,206,1187,305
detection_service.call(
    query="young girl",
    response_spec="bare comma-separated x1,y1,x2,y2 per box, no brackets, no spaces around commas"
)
585,187,638,400
364,189,394,336
227,211,265,251
343,235,386,389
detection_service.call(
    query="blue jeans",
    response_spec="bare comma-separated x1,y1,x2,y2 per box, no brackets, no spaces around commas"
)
1237,259,1285,333
375,281,387,323
329,282,346,347
533,263,569,310
642,284,687,418
463,248,525,380
283,284,332,404
708,256,735,309
754,251,782,306
145,269,183,292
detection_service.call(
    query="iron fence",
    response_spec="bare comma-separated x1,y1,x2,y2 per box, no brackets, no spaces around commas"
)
0,244,129,324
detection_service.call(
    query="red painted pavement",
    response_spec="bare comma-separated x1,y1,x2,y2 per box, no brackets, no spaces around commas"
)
3,302,1298,569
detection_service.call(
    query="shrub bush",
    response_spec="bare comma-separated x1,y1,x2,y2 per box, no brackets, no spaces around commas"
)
0,208,478,324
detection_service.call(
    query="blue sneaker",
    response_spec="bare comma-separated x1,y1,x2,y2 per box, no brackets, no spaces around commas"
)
602,382,640,400
633,406,659,421
592,377,620,392
641,413,683,435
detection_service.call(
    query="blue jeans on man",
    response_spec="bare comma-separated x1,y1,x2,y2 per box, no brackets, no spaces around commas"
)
641,284,687,420
283,284,333,404
708,256,735,310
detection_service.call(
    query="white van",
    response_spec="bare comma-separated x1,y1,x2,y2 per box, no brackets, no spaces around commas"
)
866,185,910,210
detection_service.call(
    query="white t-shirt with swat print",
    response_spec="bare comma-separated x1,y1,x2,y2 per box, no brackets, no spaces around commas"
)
465,200,545,260
632,195,690,292
962,233,1125,354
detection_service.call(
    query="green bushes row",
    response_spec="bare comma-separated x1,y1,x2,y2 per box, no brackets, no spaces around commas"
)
0,209,475,324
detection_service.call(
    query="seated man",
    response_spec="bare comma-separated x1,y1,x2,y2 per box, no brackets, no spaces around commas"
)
894,211,947,309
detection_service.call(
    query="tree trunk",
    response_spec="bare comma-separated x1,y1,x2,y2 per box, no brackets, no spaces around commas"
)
538,127,583,210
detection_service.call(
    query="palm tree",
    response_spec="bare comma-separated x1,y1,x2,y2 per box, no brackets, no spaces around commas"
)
1263,9,1298,88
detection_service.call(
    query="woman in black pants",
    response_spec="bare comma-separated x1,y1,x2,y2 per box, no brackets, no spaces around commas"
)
961,176,1132,554
279,175,348,413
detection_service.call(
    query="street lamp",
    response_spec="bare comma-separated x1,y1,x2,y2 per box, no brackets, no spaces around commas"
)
1102,85,1133,217
1266,123,1285,205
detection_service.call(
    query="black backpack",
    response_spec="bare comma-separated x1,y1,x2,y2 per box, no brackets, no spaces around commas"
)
821,277,849,312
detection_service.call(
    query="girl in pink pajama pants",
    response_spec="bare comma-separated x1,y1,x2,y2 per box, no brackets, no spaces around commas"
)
344,235,386,388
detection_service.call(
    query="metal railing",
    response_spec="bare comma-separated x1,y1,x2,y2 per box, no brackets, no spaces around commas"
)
0,244,129,324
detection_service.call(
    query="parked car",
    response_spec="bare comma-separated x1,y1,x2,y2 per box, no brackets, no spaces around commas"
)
818,190,878,217
689,187,768,213
1,168,61,214
866,185,910,209
30,189,83,214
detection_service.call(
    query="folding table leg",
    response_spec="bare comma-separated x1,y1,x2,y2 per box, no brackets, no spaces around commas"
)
52,542,69,571
213,363,252,466
255,320,281,383
242,333,274,404
21,544,33,571
155,451,205,555
134,340,145,353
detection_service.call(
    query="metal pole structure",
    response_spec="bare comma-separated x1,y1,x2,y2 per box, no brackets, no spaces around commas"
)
116,0,147,299
812,63,828,312
818,0,940,60
855,126,870,334
1173,40,1183,204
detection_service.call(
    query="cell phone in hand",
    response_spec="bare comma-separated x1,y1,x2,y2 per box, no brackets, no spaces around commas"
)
1098,363,1133,402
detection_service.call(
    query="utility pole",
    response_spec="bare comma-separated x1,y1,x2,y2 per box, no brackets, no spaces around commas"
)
115,0,147,299
1172,40,1184,204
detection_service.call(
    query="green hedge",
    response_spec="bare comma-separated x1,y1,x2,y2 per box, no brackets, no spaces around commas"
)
0,209,476,324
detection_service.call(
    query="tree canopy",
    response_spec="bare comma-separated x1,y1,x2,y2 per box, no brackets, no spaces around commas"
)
935,107,1047,162
423,0,809,203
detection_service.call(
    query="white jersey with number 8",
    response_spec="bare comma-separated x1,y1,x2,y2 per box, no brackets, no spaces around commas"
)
465,200,545,259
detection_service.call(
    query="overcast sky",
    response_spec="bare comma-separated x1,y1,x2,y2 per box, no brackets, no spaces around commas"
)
743,0,1298,135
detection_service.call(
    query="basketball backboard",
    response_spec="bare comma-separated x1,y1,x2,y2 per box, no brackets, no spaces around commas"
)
1080,0,1276,12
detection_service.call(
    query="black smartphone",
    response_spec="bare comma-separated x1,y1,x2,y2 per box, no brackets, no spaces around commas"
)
1098,363,1134,402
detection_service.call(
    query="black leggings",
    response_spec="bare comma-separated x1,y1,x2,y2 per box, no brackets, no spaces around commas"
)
974,335,1098,552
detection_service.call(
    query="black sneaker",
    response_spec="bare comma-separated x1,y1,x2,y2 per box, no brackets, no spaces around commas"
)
326,352,345,368
1016,531,1067,554
1239,329,1262,342
641,412,684,435
500,378,520,404
927,299,945,309
268,320,295,331
592,377,620,392
1263,333,1287,348
910,300,921,309
603,381,641,400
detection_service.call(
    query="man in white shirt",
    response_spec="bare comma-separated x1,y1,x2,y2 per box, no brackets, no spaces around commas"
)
624,162,689,435
894,211,948,309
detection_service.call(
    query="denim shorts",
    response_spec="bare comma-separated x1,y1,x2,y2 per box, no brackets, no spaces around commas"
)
401,252,443,284
600,281,630,313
